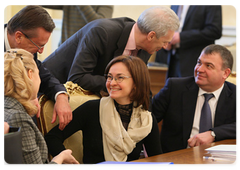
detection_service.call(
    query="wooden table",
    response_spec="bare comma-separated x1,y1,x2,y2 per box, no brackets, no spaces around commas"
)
132,139,236,164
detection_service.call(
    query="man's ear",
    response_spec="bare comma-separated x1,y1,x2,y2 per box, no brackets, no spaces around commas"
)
27,69,33,80
147,31,156,41
15,31,23,44
223,68,231,79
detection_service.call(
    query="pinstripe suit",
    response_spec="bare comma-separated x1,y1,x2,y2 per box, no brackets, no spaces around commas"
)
156,5,222,78
152,77,236,153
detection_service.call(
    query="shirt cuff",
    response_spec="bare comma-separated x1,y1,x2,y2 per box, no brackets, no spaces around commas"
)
54,91,70,101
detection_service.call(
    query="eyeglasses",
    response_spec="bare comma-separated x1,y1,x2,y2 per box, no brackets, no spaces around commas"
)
20,31,44,51
105,74,131,83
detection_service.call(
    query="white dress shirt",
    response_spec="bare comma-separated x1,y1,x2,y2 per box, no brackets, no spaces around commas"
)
178,5,190,32
190,84,224,139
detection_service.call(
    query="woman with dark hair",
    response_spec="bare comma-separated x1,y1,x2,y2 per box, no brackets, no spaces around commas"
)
45,55,162,164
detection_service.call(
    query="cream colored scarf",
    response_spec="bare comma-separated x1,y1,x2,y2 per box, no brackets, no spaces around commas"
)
99,96,152,162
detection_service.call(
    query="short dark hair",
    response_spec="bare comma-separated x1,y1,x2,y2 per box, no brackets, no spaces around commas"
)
105,56,150,110
202,44,233,71
7,5,55,37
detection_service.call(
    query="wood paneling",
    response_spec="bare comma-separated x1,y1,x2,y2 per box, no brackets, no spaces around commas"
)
148,66,167,96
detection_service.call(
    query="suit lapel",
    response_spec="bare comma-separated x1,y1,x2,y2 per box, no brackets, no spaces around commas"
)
137,50,151,64
114,22,135,57
182,80,199,143
182,6,195,28
214,83,233,126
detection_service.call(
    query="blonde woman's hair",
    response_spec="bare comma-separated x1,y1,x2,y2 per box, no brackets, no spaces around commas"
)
4,49,38,116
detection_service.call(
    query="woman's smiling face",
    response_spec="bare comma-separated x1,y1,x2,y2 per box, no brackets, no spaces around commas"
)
106,62,134,105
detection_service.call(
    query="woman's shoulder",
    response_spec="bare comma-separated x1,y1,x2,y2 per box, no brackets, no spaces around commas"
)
4,96,24,111
4,96,33,127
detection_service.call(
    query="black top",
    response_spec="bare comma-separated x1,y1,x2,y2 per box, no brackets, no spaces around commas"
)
45,99,162,164
114,100,133,130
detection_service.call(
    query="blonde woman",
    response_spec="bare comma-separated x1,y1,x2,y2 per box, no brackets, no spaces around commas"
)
4,49,79,164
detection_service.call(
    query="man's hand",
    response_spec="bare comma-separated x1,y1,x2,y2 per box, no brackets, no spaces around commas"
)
51,149,79,164
51,93,72,130
188,131,215,148
32,98,41,117
163,32,180,51
170,32,180,45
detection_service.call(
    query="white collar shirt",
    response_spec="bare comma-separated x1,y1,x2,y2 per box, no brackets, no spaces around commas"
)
189,84,224,140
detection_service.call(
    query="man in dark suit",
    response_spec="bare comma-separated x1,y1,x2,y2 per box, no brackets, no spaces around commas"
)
156,5,222,78
152,44,236,153
42,6,180,95
4,5,72,130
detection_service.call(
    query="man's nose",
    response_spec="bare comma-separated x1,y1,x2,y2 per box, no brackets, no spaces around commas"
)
37,47,44,54
197,65,205,72
162,42,170,50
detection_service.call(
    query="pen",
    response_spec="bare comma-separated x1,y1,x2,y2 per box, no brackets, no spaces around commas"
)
203,156,233,162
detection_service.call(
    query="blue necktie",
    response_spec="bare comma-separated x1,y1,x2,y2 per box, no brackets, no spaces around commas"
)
199,93,214,133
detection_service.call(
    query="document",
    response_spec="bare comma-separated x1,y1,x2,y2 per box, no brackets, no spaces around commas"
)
205,144,236,153
205,144,236,160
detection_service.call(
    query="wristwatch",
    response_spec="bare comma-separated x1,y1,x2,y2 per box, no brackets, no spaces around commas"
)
211,130,216,138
